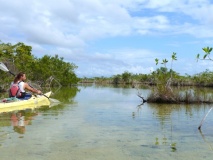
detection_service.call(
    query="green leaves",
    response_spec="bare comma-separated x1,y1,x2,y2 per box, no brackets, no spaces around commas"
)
202,46,212,53
155,52,177,67
154,52,178,95
36,54,78,85
161,59,168,65
196,54,200,59
197,46,213,61
171,52,177,61
155,58,159,65
122,71,132,84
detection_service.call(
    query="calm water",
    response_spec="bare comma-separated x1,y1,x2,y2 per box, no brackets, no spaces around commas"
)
0,85,213,160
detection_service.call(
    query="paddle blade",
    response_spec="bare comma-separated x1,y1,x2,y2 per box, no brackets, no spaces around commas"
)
49,98,60,103
0,62,9,72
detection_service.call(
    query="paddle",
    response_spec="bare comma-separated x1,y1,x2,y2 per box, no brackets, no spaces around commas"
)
0,62,15,76
0,62,50,99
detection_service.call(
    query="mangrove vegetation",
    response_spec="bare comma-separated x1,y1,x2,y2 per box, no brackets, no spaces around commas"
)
1,40,213,104
80,47,213,104
0,41,79,91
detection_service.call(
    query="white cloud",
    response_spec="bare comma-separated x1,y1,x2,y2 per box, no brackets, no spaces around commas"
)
71,48,163,77
1,0,212,43
0,0,213,77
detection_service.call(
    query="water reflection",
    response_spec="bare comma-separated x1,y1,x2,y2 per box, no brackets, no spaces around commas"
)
50,86,79,103
199,130,213,151
0,85,213,159
132,100,213,154
132,102,144,119
10,110,38,134
0,86,78,137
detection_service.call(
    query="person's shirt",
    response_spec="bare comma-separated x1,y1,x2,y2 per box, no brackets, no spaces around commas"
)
18,81,25,93
18,116,25,127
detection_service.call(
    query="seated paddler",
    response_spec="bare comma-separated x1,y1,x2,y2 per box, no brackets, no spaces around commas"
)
9,72,42,99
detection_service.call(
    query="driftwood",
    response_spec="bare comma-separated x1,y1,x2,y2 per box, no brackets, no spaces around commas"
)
137,91,147,104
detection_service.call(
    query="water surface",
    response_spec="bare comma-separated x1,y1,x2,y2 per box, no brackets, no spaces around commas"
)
0,85,213,160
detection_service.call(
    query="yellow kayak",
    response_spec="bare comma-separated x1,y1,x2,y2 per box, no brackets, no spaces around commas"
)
0,92,51,113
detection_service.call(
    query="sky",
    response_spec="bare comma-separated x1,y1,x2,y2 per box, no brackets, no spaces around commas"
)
0,0,213,78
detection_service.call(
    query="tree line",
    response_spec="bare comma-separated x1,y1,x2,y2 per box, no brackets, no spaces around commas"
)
80,69,213,87
79,47,213,103
0,41,79,91
80,47,213,88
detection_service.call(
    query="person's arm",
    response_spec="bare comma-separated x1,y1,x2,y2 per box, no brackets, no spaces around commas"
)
24,83,42,94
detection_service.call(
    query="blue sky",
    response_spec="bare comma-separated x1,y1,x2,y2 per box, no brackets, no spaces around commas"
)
0,0,213,77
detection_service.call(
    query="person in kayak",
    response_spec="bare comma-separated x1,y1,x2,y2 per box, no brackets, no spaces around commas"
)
9,72,42,99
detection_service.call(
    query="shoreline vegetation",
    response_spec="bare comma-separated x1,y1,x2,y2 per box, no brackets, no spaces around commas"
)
1,40,213,104
0,41,79,93
78,76,213,104
79,49,213,104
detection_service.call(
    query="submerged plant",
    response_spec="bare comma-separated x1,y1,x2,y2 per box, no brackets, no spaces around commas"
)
155,137,159,145
170,142,177,152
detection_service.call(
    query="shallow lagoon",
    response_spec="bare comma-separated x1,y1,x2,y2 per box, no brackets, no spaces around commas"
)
0,85,213,160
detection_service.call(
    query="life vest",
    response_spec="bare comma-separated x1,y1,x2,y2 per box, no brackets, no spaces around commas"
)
9,82,21,97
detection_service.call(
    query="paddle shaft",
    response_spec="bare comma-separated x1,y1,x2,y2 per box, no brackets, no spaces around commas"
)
9,71,15,76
